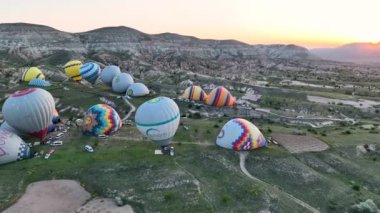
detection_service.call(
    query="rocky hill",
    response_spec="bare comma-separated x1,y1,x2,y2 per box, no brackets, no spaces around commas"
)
0,23,313,62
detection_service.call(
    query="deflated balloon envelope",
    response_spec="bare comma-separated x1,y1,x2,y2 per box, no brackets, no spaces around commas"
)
216,118,266,151
82,104,122,136
126,83,149,97
135,97,180,145
2,88,55,139
0,130,30,165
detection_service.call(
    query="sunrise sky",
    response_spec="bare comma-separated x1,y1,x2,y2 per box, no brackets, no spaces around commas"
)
1,0,379,48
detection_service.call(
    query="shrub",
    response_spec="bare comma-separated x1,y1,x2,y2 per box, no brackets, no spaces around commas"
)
164,192,176,202
352,184,360,191
214,124,220,128
221,194,232,204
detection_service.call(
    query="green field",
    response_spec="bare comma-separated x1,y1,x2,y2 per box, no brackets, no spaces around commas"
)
0,82,380,212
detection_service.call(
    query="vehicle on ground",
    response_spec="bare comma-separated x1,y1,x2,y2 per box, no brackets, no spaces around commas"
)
55,132,64,138
44,149,55,159
51,140,63,146
98,134,108,139
84,145,94,153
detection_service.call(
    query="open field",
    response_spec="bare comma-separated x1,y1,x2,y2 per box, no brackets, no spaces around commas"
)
271,133,329,153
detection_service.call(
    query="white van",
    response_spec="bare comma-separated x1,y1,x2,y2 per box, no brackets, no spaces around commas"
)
55,132,64,139
51,140,63,146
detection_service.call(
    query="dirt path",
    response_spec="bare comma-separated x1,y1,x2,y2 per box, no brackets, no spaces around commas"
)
239,152,320,213
122,97,136,122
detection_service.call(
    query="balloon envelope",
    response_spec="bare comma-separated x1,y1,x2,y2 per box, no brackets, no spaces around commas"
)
64,60,82,81
101,65,121,86
135,97,180,145
0,130,30,165
28,79,51,87
52,108,60,124
22,67,45,82
2,88,55,139
112,73,134,93
80,62,101,84
126,83,149,97
216,118,266,151
205,86,235,107
181,85,207,101
82,104,122,136
0,121,29,138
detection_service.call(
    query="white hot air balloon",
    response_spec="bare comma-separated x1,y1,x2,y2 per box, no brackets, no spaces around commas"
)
126,83,149,97
101,65,121,86
112,73,134,93
0,121,29,138
135,97,180,145
2,88,55,139
0,130,30,165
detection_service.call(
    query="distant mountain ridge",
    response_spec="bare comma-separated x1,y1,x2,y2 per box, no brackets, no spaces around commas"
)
0,22,313,61
311,43,380,63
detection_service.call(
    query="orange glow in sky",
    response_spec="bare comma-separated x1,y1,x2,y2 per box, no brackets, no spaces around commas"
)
1,0,379,48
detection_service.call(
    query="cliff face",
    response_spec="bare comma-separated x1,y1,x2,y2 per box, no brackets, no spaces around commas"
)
0,23,313,61
0,23,86,60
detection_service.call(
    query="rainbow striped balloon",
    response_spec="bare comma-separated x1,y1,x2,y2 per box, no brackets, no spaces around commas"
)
80,62,101,84
216,118,266,151
82,104,122,136
181,85,207,101
205,86,235,107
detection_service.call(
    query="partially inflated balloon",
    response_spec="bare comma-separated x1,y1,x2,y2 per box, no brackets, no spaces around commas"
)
2,88,55,139
135,97,180,145
181,85,207,101
52,109,60,124
64,60,82,81
82,104,122,136
205,86,235,107
0,130,30,165
22,67,45,82
126,83,149,97
216,118,266,151
112,73,134,93
80,62,101,84
101,65,121,86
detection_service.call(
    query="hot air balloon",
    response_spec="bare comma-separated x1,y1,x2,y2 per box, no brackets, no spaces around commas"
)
126,83,149,97
181,85,207,101
135,97,180,146
101,65,121,86
216,118,266,151
64,60,82,81
205,86,235,107
82,104,122,136
2,88,55,139
21,67,45,82
52,109,60,124
80,62,101,84
112,73,134,93
0,130,30,165
0,121,29,138
28,79,51,87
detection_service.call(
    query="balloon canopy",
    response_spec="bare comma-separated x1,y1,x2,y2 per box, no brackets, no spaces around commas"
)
0,130,30,165
82,104,122,136
80,62,101,84
52,108,60,124
181,85,207,101
101,65,121,86
64,60,82,81
2,88,55,139
112,73,134,93
205,86,235,107
22,67,45,82
135,97,180,145
28,79,51,87
0,121,29,138
126,83,149,97
216,118,266,151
